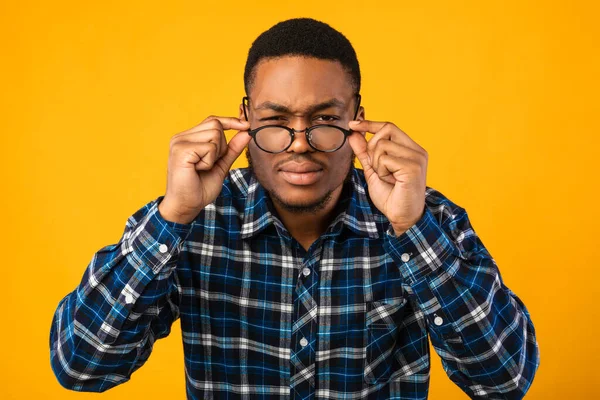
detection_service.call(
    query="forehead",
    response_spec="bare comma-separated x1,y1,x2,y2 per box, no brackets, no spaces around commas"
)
249,56,355,111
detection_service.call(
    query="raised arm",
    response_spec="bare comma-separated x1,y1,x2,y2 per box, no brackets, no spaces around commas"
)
49,197,194,391
50,115,252,391
383,190,540,399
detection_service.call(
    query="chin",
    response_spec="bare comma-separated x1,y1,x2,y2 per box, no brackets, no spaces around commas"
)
269,187,333,214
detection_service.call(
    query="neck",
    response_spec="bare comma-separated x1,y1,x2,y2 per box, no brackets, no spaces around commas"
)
271,185,344,251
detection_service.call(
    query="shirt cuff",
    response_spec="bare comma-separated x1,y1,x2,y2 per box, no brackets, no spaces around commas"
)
154,195,197,235
383,206,463,285
128,196,196,273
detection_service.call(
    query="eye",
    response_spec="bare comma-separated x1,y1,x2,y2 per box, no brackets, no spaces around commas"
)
259,116,285,121
314,115,340,122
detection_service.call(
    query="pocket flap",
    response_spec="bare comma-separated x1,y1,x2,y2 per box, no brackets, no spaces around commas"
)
366,297,407,328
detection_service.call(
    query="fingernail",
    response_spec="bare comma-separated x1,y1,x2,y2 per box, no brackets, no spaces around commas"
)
348,120,359,126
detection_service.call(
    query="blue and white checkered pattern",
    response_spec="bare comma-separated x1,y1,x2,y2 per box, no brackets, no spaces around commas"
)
50,167,540,399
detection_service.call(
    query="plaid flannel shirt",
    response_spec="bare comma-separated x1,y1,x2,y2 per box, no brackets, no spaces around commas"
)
50,167,539,399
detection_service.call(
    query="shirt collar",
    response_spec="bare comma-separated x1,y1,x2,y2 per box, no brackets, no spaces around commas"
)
328,167,380,239
240,173,280,239
239,167,379,240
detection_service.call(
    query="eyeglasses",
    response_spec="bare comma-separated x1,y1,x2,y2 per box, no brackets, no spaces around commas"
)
242,94,361,154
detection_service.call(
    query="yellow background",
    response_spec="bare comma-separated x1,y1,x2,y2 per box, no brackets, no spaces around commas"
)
2,0,598,398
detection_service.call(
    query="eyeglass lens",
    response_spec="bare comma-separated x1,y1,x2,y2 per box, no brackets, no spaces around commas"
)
254,126,346,152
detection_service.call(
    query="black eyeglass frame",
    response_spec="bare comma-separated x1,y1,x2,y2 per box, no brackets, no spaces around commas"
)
242,94,362,154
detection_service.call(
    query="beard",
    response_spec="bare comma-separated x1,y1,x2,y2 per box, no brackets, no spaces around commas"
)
246,148,355,215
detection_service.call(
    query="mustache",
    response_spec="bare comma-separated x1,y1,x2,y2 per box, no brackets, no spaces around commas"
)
273,153,326,170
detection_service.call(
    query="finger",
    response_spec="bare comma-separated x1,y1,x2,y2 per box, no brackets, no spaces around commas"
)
219,129,228,158
376,154,415,184
372,139,422,172
349,120,423,153
203,116,251,132
216,130,253,173
348,119,389,133
203,117,249,158
178,116,250,137
173,141,219,171
366,127,394,156
172,128,224,159
347,131,371,169
374,154,400,185
195,143,219,170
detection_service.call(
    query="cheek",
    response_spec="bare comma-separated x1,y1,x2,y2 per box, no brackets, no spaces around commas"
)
337,151,355,183
331,149,354,174
248,145,264,166
248,147,274,177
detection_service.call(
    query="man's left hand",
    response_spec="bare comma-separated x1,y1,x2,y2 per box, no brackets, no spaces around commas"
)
348,120,428,236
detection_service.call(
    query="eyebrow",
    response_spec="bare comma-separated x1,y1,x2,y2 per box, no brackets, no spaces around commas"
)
254,98,347,114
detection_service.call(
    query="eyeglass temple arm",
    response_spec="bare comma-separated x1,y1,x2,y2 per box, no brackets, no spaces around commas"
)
242,96,249,121
353,94,362,121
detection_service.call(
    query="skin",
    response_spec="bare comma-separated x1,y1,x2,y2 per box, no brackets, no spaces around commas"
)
159,55,429,252
240,56,364,249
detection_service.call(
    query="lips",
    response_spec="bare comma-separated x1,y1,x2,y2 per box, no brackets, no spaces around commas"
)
279,162,322,173
278,162,324,185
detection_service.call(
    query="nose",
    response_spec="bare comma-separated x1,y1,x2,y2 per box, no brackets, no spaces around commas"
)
287,121,314,153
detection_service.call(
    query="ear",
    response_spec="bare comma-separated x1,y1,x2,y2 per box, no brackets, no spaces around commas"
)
239,102,246,121
356,106,365,122
354,106,367,137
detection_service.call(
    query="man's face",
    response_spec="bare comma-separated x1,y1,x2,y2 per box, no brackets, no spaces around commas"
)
240,56,364,213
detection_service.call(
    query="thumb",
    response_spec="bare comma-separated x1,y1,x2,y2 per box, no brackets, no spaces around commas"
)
348,131,371,169
217,130,252,172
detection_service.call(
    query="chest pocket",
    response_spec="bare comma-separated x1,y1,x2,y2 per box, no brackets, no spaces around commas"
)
364,297,408,384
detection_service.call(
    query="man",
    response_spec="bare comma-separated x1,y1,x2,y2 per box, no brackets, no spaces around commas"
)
50,18,540,399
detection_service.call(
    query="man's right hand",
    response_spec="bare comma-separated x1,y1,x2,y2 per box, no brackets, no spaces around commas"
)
158,116,252,224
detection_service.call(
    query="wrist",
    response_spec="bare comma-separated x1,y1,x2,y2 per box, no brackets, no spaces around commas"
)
392,225,409,237
391,209,426,237
158,200,198,225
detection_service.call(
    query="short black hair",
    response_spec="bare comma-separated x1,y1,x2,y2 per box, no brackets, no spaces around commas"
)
243,18,361,96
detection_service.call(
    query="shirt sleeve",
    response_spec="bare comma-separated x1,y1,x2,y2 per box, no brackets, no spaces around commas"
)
49,195,195,392
383,195,540,399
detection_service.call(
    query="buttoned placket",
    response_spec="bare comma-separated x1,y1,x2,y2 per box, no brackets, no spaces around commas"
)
289,239,321,399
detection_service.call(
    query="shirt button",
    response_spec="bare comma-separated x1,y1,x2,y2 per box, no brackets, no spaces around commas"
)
158,243,168,253
299,337,308,347
302,267,311,276
125,294,134,304
401,253,411,262
434,316,444,326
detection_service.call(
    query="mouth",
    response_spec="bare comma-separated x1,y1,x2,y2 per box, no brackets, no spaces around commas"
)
278,163,324,186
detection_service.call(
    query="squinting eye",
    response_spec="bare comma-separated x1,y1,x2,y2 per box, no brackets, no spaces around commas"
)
260,116,285,121
315,115,339,122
